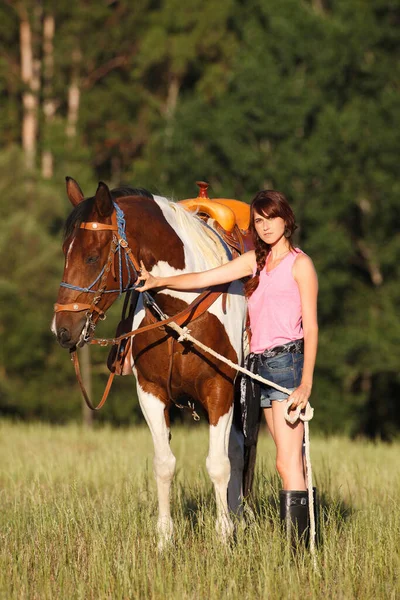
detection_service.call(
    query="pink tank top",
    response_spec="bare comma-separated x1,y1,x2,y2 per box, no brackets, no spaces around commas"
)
247,249,304,353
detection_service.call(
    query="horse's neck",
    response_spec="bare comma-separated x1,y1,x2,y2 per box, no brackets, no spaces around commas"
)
120,196,186,272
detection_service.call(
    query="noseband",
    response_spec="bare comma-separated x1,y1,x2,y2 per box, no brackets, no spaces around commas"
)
54,202,141,343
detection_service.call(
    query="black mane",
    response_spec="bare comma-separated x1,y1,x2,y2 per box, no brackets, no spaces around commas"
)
64,187,153,240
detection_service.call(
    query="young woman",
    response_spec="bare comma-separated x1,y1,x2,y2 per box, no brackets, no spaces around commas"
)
137,189,318,540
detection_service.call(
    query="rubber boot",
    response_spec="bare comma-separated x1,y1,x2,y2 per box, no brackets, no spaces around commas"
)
279,489,310,549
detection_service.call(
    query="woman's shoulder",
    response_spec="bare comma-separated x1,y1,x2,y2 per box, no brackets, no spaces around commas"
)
292,249,317,279
244,249,257,264
293,247,311,261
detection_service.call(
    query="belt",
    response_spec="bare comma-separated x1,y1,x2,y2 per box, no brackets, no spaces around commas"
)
260,338,304,359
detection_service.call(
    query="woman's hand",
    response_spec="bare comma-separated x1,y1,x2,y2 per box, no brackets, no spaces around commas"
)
287,383,312,411
136,261,161,292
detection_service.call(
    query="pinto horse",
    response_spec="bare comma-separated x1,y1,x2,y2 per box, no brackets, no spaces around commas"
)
52,178,248,547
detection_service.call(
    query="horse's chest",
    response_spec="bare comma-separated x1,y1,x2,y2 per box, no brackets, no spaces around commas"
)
131,294,237,392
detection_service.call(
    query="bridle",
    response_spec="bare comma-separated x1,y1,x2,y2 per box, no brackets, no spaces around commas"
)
54,202,141,344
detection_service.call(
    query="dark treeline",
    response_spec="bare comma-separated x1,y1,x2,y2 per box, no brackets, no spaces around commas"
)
0,0,399,437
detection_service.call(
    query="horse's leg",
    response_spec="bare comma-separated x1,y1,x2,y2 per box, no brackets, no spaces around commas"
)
206,403,235,541
136,383,176,550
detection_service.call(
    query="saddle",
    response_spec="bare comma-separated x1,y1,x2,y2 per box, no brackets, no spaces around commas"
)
178,181,253,258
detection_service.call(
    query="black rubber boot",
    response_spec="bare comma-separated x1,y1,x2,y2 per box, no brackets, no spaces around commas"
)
279,489,310,548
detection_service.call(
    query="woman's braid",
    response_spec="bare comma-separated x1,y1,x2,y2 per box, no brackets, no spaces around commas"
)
244,237,269,298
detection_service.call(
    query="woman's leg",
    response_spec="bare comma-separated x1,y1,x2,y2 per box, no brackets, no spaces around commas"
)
271,400,305,490
263,407,275,442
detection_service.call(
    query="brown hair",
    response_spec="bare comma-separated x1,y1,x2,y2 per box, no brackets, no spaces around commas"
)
244,190,298,298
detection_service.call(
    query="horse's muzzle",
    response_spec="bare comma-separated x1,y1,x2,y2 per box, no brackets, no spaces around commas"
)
57,327,77,349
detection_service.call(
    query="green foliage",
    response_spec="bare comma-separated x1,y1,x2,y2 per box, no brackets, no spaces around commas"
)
0,0,399,435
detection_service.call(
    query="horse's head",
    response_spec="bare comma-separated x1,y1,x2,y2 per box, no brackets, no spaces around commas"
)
53,178,138,349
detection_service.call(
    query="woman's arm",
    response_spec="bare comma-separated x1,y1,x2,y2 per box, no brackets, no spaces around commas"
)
288,254,319,410
137,250,256,292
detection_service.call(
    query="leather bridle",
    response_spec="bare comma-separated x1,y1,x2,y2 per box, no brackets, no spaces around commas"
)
54,206,141,344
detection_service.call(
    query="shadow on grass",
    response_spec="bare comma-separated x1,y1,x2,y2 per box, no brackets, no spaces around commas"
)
173,480,215,532
170,468,356,549
243,483,355,547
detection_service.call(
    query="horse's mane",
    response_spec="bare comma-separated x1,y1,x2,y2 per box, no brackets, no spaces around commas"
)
64,187,153,241
153,195,231,268
64,187,230,268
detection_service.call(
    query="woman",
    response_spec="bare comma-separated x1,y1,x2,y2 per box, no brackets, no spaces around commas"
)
138,189,318,542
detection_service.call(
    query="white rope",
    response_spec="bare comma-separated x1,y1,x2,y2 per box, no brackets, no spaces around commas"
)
167,321,318,563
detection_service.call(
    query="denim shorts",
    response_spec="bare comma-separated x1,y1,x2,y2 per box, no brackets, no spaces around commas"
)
258,352,304,408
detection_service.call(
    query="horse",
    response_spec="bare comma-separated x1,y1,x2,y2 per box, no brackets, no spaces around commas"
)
52,178,248,548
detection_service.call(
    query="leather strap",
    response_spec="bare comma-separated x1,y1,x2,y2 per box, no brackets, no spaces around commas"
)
54,302,105,315
80,222,118,231
74,285,228,410
70,349,116,410
90,285,228,347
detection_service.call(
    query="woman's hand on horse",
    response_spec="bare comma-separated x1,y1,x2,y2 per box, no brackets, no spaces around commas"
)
287,383,312,410
137,261,160,292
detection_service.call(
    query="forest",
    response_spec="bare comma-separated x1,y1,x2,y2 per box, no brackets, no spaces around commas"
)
0,0,399,437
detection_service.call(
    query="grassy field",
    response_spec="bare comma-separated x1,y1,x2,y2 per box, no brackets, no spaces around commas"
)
0,421,399,599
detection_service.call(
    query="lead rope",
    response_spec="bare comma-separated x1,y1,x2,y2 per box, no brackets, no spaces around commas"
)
163,322,318,566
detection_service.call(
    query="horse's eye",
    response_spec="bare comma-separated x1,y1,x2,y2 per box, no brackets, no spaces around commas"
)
86,255,99,265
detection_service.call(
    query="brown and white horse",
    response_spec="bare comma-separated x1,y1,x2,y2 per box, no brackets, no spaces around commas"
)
52,178,247,547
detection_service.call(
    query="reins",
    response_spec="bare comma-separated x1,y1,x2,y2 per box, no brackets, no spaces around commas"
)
69,284,228,411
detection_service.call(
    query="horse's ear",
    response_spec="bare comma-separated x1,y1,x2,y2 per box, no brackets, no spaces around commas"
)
66,176,85,206
94,181,114,217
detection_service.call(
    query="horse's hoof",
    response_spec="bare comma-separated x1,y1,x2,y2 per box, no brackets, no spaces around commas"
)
157,517,174,552
157,537,173,553
216,515,235,542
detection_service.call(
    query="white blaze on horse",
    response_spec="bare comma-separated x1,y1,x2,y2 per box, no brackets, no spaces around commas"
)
52,178,248,548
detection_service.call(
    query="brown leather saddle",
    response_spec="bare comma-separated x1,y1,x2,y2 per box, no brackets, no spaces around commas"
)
178,181,253,258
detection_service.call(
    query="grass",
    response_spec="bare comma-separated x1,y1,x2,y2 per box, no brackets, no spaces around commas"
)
0,421,399,599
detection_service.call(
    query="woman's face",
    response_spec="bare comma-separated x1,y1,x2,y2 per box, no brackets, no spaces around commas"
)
253,211,286,245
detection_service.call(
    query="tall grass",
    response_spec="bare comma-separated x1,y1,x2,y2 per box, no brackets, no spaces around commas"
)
0,421,399,599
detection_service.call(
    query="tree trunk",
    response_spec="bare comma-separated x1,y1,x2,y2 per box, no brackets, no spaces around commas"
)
164,74,181,143
64,45,91,425
20,13,40,171
41,13,55,179
311,0,326,14
66,49,81,139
